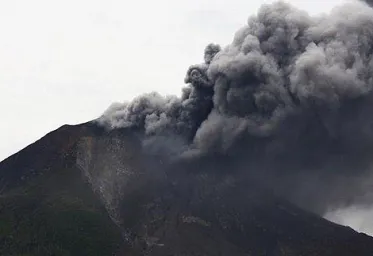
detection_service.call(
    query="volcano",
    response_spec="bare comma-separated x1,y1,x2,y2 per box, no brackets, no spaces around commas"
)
0,122,373,256
3,1,373,255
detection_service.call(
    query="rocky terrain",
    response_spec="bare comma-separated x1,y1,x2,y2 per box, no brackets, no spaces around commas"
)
1,123,373,255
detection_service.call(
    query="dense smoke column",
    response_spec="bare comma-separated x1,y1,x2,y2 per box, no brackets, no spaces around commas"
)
194,1,373,213
363,0,373,7
182,44,222,139
193,1,373,153
98,1,373,215
98,44,220,142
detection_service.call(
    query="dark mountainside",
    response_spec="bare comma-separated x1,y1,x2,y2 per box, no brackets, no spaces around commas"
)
3,1,373,255
0,124,123,255
0,123,373,255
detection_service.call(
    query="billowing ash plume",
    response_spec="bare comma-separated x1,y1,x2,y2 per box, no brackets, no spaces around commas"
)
98,1,373,215
363,0,373,7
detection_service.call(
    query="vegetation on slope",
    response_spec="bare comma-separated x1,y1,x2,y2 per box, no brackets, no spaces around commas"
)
0,125,122,256
0,165,122,256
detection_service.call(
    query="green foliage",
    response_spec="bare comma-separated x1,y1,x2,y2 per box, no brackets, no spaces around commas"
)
0,167,122,256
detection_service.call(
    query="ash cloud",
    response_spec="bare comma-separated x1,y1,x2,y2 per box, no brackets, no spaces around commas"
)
363,0,373,7
97,1,373,215
325,205,373,236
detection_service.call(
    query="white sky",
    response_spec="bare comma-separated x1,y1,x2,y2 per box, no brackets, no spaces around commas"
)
2,0,372,237
0,0,347,162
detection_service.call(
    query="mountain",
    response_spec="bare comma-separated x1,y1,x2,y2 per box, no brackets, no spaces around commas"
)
0,124,123,255
1,123,373,255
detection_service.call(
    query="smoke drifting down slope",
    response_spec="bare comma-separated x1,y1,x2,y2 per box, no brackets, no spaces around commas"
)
98,1,373,215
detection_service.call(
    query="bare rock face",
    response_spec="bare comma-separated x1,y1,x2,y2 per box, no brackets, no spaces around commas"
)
77,132,146,228
76,126,373,256
0,123,123,256
1,122,373,255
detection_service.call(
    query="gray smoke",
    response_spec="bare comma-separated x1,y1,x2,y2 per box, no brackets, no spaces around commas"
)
98,1,373,215
363,0,373,7
325,205,373,235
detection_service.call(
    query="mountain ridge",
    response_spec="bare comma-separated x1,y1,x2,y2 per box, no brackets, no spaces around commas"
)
1,122,373,255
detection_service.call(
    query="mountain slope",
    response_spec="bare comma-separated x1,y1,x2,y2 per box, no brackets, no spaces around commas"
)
78,126,373,256
1,123,373,255
0,124,123,256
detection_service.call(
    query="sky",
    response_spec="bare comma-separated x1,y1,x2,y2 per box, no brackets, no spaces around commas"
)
0,0,348,162
2,0,373,236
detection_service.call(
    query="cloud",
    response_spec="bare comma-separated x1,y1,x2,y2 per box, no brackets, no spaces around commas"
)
325,206,373,236
98,1,373,216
